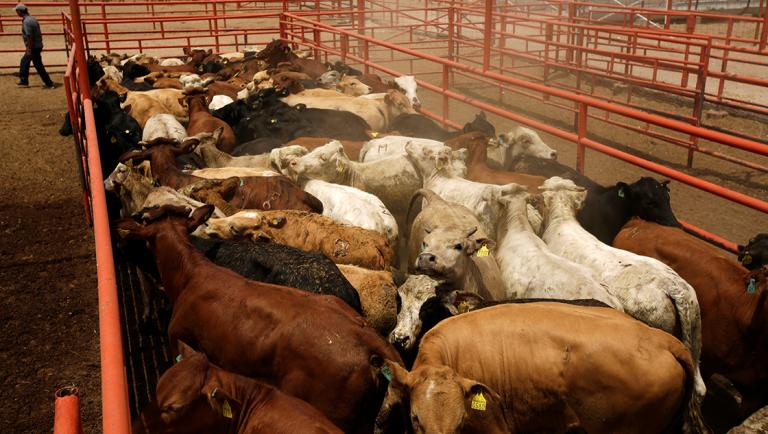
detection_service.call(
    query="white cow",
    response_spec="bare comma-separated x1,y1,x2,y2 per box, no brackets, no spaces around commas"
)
495,185,622,307
389,274,445,351
540,177,705,398
142,114,187,144
487,126,558,169
159,57,185,66
393,75,420,108
405,143,514,236
208,94,234,111
102,65,122,83
283,140,423,223
359,136,442,162
302,179,398,247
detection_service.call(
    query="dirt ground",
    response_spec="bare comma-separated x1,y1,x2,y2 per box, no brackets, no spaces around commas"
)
0,73,101,433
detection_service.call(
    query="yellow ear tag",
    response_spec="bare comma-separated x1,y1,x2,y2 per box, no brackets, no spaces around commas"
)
110,136,117,144
119,186,126,196
271,218,279,226
370,131,380,138
458,300,471,314
117,228,131,239
476,245,490,257
336,160,345,173
436,161,444,171
221,400,233,419
471,392,487,411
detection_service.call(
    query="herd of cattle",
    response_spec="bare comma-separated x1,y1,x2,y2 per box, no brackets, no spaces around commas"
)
63,39,768,433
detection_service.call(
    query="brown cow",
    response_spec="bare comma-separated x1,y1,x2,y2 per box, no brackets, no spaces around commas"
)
115,205,402,433
614,218,768,416
337,264,398,335
444,132,546,191
198,209,394,270
283,137,367,161
133,344,343,434
377,302,707,434
204,80,242,100
118,141,323,213
273,71,312,94
185,91,237,152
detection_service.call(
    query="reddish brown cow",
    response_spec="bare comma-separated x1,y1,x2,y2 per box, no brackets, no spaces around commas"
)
356,73,392,93
147,63,198,74
614,218,768,415
273,71,312,94
185,92,237,152
205,80,242,100
133,344,343,434
183,47,214,66
115,205,402,433
444,132,546,191
118,141,323,213
256,39,296,68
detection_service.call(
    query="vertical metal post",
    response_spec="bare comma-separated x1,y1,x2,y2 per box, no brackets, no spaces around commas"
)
665,0,672,28
688,40,710,168
212,2,221,52
442,64,450,126
363,39,369,74
482,0,493,71
100,3,110,53
576,102,587,174
760,2,768,50
67,0,131,432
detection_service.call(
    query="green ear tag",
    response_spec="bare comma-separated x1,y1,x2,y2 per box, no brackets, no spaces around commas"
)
175,354,183,363
381,365,393,382
471,392,487,411
742,253,753,265
476,245,490,257
747,278,757,295
617,187,625,198
110,136,117,144
221,400,233,418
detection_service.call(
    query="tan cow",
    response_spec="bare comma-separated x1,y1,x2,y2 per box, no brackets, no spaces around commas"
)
377,302,707,434
197,210,394,270
337,264,397,335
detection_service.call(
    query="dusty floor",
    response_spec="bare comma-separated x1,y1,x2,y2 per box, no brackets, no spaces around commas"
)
0,73,101,433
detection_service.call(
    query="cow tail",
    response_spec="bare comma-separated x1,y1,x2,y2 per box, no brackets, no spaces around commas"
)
669,343,710,434
664,280,706,398
405,189,439,240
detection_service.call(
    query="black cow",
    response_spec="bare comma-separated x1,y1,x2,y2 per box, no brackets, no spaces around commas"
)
397,287,608,366
738,233,768,270
122,60,151,81
510,156,600,190
388,111,496,141
327,60,363,76
231,137,285,157
577,177,680,244
190,236,362,313
294,105,372,141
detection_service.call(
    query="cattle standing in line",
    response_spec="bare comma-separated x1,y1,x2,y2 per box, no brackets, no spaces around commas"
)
115,205,402,433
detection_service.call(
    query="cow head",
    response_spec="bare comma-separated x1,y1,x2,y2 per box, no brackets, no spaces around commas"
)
462,112,496,139
540,176,587,213
390,275,443,352
272,71,311,94
380,360,503,434
384,89,417,116
338,76,372,96
497,126,557,161
135,344,236,433
269,145,309,173
255,39,296,67
616,178,680,228
114,205,215,244
316,70,341,88
416,225,494,282
404,143,454,178
284,140,349,183
393,75,421,108
739,234,768,271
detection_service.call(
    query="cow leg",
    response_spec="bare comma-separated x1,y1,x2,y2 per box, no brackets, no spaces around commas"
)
374,385,407,434
136,267,157,331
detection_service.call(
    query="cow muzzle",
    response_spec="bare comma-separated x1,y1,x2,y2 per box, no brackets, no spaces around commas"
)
416,253,437,271
390,333,412,351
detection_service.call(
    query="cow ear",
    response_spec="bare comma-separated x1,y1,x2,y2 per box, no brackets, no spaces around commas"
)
380,360,412,391
616,182,629,199
187,205,215,232
119,149,153,163
460,379,500,415
453,291,485,312
477,111,486,120
206,49,213,57
465,237,495,256
113,217,152,240
183,47,191,56
204,385,241,421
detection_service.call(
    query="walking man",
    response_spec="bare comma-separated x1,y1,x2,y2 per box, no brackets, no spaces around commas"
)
15,4,55,88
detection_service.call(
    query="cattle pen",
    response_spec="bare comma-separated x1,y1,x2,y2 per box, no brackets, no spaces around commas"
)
40,0,768,431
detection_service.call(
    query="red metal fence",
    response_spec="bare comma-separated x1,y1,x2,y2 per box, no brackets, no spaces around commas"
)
59,1,767,432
